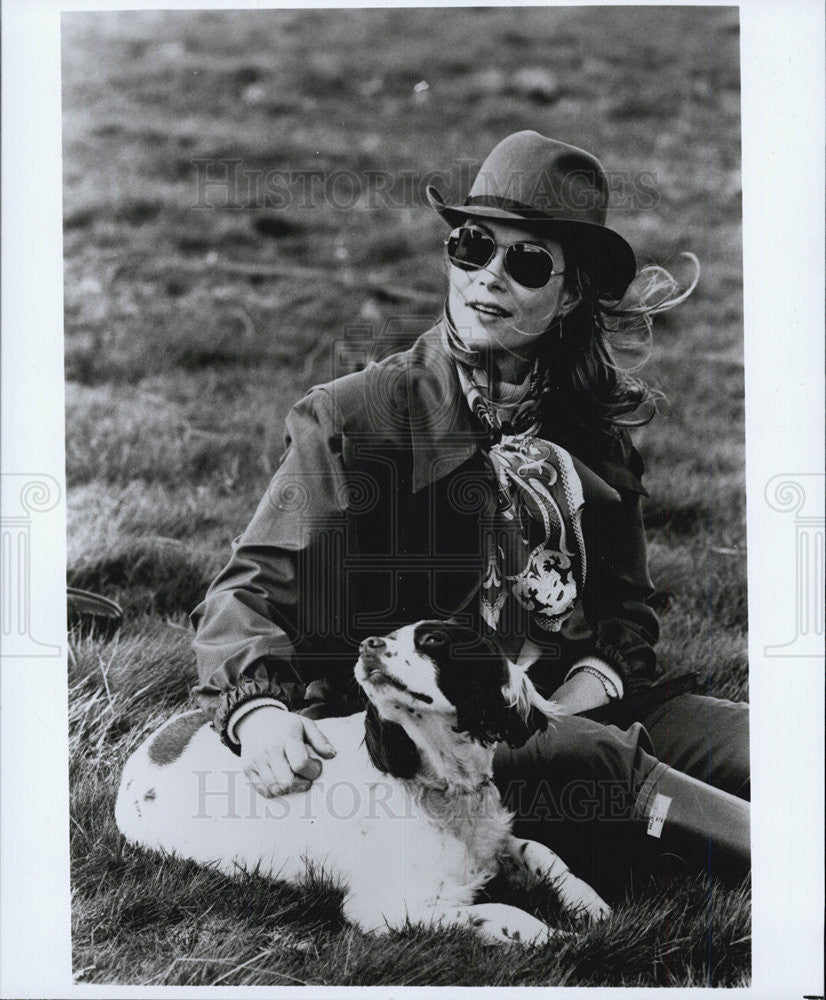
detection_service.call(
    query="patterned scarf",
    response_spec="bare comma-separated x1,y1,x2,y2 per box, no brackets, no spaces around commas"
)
444,316,587,647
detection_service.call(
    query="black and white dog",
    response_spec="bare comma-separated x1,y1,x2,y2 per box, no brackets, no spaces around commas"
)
116,622,609,945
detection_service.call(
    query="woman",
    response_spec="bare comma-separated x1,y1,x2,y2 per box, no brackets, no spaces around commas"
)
191,131,749,899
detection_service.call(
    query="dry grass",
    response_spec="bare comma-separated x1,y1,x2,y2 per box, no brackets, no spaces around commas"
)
64,6,748,986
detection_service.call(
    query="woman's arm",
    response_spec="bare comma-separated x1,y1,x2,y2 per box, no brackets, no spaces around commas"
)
190,388,353,752
550,669,613,713
577,448,660,698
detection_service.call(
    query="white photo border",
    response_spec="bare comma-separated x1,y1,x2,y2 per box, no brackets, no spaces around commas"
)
1,0,823,997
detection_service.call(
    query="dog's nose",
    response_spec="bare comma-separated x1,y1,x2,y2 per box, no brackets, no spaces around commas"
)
360,636,385,653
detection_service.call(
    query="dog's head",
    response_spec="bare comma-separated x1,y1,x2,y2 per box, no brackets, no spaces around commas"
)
355,621,558,780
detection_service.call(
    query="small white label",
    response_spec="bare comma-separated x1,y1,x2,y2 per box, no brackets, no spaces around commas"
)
646,793,672,839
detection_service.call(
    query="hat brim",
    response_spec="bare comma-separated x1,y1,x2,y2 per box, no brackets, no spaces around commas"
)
426,185,636,300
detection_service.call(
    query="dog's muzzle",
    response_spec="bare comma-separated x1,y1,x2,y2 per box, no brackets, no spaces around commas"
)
361,635,386,655
356,636,388,683
356,635,411,695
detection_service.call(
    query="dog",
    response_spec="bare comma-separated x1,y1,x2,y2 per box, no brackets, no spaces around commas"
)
116,621,610,945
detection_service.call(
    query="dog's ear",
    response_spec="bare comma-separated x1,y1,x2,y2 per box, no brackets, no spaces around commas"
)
497,701,549,749
431,629,511,746
496,661,560,749
363,702,421,778
426,626,560,748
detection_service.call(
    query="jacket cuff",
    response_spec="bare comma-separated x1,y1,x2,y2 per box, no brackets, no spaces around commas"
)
588,635,632,678
214,677,297,755
226,697,287,746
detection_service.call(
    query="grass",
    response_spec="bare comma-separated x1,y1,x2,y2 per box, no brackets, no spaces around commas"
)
64,6,748,986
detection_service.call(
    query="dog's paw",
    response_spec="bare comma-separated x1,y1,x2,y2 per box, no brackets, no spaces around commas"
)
556,876,612,922
510,838,611,923
453,903,558,947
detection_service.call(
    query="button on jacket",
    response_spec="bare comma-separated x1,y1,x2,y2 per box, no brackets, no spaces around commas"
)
191,323,660,751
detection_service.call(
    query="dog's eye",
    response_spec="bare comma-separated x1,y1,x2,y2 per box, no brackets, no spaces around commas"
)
421,632,447,649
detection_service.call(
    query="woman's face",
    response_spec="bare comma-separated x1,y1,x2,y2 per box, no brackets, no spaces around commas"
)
447,218,578,356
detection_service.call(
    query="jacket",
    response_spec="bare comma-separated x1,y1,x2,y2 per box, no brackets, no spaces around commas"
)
191,323,660,750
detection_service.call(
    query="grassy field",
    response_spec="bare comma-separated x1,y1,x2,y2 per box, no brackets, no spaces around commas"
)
64,6,749,986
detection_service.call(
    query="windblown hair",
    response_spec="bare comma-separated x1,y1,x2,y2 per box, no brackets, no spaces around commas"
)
539,253,701,428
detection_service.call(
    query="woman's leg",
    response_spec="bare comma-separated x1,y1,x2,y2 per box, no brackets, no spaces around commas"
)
641,694,750,800
493,714,668,900
493,710,750,900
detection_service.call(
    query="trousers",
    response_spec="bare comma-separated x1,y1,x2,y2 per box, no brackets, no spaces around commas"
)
492,693,750,899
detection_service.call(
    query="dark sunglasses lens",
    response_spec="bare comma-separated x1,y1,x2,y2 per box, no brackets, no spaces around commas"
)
506,244,554,288
446,228,494,270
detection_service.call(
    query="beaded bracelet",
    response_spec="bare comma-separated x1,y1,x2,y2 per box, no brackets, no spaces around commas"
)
567,664,620,701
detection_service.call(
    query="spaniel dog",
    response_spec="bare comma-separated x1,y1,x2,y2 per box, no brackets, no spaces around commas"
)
116,622,609,945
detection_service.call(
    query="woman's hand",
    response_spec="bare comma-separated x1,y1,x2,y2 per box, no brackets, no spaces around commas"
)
236,706,337,798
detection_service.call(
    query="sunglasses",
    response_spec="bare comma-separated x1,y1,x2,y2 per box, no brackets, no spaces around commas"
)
445,225,565,289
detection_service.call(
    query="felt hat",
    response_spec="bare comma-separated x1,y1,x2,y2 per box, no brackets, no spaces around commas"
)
426,130,636,298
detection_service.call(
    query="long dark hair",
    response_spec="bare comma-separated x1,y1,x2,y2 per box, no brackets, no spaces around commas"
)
538,254,700,430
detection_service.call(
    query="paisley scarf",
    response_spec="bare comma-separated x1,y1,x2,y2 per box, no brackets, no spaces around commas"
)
444,316,587,644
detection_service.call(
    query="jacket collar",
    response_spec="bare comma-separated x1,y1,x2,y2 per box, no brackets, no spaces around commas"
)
405,320,643,500
406,322,485,493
